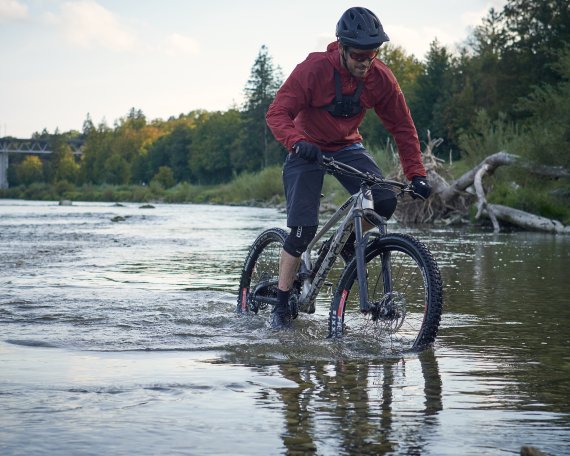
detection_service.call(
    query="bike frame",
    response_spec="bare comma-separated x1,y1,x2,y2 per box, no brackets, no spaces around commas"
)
245,157,416,315
298,181,387,314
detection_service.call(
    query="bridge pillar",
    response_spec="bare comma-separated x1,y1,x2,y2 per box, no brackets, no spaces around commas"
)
0,152,8,189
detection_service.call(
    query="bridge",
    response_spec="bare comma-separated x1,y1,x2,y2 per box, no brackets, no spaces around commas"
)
0,138,84,189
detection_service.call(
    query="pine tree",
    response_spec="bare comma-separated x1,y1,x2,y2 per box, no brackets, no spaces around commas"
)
242,45,284,169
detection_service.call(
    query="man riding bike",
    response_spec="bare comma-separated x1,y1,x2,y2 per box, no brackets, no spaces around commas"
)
265,6,431,329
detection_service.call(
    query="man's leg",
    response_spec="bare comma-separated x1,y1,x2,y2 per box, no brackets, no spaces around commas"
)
278,249,301,292
271,225,317,329
273,154,324,329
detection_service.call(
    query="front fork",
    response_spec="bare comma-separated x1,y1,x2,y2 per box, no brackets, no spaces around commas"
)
354,212,370,313
353,185,391,313
354,216,392,314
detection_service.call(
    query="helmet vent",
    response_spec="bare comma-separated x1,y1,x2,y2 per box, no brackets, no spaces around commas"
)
336,7,390,48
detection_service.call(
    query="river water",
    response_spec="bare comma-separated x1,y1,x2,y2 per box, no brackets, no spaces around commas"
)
0,199,569,456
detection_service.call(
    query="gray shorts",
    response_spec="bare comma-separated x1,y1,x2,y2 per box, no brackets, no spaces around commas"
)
282,146,395,227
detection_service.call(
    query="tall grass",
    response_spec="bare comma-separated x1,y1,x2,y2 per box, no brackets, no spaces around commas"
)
0,166,286,206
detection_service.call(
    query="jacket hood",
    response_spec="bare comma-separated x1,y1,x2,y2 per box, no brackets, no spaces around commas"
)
326,41,343,71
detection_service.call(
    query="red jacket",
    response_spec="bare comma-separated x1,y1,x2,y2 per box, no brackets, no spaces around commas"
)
266,41,426,180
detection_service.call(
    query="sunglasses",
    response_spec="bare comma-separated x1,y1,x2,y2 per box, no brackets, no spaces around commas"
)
347,49,379,63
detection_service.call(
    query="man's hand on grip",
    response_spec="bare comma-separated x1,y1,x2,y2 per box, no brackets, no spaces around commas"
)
294,141,323,164
410,176,431,199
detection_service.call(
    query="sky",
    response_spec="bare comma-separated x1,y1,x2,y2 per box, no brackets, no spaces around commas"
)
0,0,506,138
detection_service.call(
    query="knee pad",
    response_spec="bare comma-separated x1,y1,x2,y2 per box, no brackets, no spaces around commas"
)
374,196,397,219
283,225,318,257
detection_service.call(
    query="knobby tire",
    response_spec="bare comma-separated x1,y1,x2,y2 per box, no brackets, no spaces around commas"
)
329,211,443,351
237,228,287,317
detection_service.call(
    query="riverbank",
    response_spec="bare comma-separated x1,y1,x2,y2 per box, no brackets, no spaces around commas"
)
2,162,569,228
0,166,286,207
0,165,350,212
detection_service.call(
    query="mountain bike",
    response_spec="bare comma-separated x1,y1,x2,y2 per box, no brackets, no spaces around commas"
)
237,157,443,351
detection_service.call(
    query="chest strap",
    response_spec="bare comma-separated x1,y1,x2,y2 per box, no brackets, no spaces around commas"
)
323,70,364,118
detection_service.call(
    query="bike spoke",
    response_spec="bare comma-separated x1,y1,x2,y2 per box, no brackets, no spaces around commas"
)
330,233,443,352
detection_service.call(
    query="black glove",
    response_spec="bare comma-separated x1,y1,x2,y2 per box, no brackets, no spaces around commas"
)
411,176,432,199
294,141,322,164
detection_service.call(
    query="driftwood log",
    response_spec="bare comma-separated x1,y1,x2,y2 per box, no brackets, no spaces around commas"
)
392,134,570,234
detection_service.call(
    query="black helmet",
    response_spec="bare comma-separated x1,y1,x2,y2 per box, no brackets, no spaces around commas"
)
336,7,390,49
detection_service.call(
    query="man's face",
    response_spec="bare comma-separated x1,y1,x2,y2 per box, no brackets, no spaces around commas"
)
340,45,379,79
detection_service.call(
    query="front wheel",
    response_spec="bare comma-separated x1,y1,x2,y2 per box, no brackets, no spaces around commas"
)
237,228,287,317
328,232,443,352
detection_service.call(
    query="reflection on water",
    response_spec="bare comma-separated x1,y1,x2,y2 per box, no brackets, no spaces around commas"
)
238,349,444,455
0,200,569,455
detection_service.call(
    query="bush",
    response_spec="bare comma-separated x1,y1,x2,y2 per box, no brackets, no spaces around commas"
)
489,174,570,224
151,166,175,189
216,166,284,203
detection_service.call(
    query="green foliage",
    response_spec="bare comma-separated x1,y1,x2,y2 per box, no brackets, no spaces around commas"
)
489,176,570,224
215,166,284,204
151,166,175,189
189,110,243,184
515,45,570,168
16,155,44,185
104,154,131,185
378,44,422,98
56,154,79,184
147,122,193,183
410,39,455,148
458,110,522,165
242,45,285,169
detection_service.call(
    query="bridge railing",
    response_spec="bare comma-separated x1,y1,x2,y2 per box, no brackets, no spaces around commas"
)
0,138,84,155
0,138,84,189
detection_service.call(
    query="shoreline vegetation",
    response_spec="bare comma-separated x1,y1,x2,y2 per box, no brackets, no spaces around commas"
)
0,165,287,208
2,159,569,232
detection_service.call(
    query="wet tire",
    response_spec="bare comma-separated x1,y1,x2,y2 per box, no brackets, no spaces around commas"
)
237,228,287,317
328,222,443,352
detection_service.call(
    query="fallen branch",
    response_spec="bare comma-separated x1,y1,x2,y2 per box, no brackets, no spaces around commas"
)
474,163,500,232
440,151,519,204
390,133,569,233
484,204,570,234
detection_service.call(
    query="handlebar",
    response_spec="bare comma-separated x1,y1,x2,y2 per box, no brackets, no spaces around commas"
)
321,156,423,199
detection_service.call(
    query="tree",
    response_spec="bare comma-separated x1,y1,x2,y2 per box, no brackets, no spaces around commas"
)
242,45,284,169
189,110,242,184
78,120,113,184
104,154,130,185
47,133,80,184
147,123,194,183
16,155,44,185
151,166,175,189
410,40,455,149
496,0,570,115
463,9,504,115
515,45,570,168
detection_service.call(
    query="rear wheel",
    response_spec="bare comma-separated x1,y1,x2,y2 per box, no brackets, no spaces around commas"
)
237,228,287,318
329,231,443,352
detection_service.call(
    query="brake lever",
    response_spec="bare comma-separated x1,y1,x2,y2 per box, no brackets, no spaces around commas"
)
406,185,426,201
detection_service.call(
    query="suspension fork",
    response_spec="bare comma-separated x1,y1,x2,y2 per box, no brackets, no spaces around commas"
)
353,211,371,313
377,221,392,296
